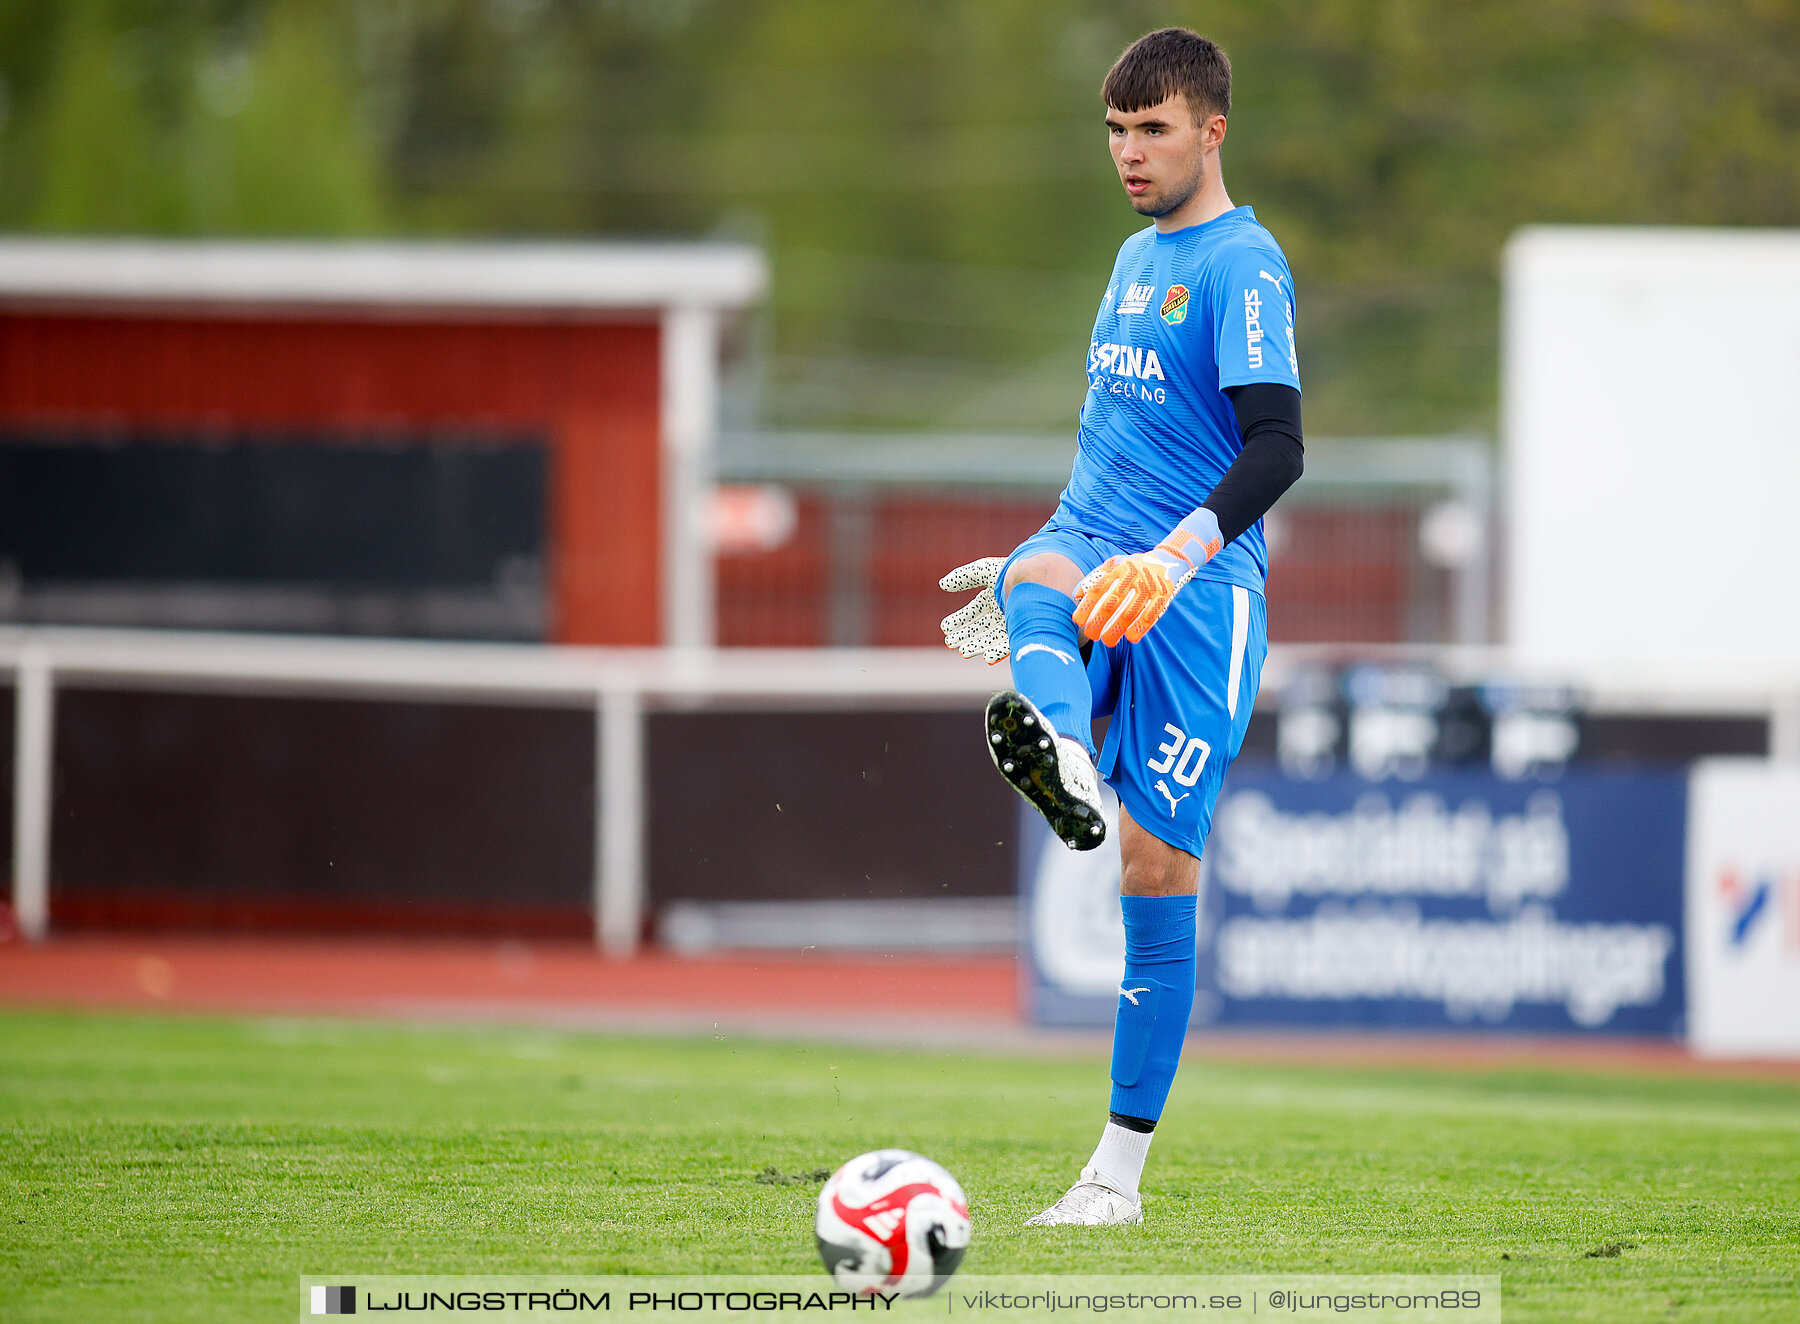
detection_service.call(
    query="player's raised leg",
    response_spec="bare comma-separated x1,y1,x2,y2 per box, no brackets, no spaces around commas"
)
986,552,1108,851
1025,810,1195,1226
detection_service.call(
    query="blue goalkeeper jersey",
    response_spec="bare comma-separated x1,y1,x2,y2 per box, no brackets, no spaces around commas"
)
1053,205,1300,592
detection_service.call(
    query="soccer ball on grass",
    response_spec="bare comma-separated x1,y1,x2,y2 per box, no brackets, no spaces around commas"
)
814,1149,970,1297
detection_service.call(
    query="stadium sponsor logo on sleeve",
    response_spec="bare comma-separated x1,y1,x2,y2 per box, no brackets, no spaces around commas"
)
1116,282,1155,315
1243,287,1265,368
1159,284,1189,325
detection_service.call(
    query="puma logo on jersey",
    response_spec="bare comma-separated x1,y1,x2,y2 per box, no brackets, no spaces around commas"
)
1154,779,1190,816
1015,643,1075,667
1119,986,1152,1005
1262,270,1299,374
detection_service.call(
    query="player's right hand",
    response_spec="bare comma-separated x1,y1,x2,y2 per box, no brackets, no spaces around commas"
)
938,557,1010,664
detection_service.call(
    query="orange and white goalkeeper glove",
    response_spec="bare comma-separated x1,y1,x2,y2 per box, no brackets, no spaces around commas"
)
1072,508,1224,646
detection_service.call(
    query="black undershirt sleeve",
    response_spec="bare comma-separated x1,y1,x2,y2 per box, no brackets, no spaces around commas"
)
1202,382,1305,547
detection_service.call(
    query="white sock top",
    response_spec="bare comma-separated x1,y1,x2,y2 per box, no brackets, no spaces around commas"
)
1081,1120,1153,1202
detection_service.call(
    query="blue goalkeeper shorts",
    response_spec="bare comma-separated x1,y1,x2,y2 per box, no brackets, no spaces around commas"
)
1000,526,1268,859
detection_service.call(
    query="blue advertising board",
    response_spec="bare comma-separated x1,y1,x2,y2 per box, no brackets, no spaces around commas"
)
1023,767,1688,1036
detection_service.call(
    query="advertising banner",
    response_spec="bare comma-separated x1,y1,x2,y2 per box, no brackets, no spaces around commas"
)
1685,759,1800,1057
1024,768,1687,1036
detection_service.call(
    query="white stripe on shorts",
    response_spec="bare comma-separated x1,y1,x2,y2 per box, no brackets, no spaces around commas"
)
1227,585,1249,720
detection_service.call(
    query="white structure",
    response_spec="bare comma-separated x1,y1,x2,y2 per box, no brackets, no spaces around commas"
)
1686,760,1800,1057
0,238,766,312
1504,226,1800,678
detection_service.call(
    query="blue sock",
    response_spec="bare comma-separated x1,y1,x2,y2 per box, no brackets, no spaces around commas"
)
1004,582,1095,757
1108,894,1198,1122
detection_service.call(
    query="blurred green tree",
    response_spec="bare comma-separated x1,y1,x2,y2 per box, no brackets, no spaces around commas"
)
4,0,385,236
199,0,386,233
0,0,1794,437
27,1,182,231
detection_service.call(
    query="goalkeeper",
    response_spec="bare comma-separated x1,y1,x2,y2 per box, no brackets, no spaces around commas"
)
940,28,1302,1227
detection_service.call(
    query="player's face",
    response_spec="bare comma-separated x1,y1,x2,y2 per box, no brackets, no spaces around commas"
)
1105,95,1215,220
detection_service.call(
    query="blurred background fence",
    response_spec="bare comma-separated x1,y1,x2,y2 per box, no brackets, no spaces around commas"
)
714,431,1493,649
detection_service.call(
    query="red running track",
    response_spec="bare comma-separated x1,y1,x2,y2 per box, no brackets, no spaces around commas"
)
4,933,1797,1076
0,934,1024,1042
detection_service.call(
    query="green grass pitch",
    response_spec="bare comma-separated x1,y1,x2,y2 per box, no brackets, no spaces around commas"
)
2,1009,1797,1322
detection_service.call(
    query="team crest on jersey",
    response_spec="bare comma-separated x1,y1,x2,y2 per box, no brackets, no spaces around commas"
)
1160,284,1189,326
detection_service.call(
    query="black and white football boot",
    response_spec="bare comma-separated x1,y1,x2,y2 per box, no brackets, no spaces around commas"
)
985,690,1107,851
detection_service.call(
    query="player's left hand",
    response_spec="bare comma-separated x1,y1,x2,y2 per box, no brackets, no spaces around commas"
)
1072,510,1223,646
1071,549,1193,646
939,556,1010,663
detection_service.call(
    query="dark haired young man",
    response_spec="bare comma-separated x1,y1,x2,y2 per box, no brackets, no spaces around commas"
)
941,28,1304,1226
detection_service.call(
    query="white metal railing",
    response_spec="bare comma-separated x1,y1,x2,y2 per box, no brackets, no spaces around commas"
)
0,627,1001,954
5,626,1796,953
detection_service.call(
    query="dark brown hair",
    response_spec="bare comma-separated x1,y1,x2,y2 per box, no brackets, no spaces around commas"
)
1101,27,1231,120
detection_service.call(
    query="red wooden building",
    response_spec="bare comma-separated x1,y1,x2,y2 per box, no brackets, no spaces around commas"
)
0,239,765,646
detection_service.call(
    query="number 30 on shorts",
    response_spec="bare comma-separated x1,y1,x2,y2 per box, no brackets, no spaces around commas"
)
1145,722,1211,786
